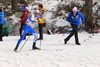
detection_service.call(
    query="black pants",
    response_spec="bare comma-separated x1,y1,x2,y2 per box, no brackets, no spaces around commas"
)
0,24,3,40
38,24,43,39
65,24,79,44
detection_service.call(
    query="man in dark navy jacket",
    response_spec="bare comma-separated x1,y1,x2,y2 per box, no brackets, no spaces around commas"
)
64,7,85,45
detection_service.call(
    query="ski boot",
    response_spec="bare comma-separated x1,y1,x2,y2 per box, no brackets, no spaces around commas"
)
14,45,19,52
32,43,41,50
64,39,67,44
76,43,81,45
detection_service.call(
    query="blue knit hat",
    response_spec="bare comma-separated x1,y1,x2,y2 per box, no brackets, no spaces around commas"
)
21,5,26,10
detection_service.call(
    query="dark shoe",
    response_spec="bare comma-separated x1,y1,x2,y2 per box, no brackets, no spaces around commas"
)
32,43,41,50
33,47,41,50
38,38,43,40
64,39,67,44
6,34,8,37
76,43,81,45
0,39,3,41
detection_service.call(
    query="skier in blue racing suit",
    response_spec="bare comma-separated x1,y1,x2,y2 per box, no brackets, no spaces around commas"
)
14,10,43,52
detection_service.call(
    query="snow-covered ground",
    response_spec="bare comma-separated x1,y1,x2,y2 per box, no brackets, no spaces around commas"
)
0,32,100,67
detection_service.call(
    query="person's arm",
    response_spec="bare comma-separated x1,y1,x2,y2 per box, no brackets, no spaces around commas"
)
80,12,85,24
0,12,7,23
66,13,72,22
37,12,44,18
29,15,38,23
19,10,29,22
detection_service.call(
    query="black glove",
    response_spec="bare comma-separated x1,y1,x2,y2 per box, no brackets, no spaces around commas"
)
68,19,72,22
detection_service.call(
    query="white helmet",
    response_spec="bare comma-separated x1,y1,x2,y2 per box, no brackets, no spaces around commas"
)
34,10,40,14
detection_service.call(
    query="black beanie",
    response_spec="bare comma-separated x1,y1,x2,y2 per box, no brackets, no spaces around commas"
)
0,9,2,12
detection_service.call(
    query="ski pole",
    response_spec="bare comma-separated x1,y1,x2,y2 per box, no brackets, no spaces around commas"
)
19,35,30,52
40,40,42,48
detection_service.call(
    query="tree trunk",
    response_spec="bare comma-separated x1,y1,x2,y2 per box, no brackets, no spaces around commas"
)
81,0,93,31
11,0,18,10
20,0,25,3
18,0,26,4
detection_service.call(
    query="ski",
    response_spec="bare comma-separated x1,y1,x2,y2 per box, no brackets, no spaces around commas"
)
14,48,63,52
42,49,63,51
32,48,41,50
30,49,63,51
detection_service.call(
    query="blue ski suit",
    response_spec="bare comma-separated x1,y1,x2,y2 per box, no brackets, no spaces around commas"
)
16,14,43,45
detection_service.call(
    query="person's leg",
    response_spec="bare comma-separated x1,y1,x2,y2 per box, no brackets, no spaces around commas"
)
64,24,75,44
38,24,43,40
17,30,27,45
20,23,26,40
14,28,28,51
33,33,38,43
32,33,40,50
30,28,40,50
19,24,23,36
0,24,3,41
74,25,80,45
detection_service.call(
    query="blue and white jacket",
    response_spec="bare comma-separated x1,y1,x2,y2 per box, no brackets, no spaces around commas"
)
25,13,43,27
0,12,6,24
66,11,85,25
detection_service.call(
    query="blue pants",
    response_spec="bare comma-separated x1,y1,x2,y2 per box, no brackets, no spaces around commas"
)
17,24,38,45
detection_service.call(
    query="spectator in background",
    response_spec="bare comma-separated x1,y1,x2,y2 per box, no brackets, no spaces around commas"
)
37,4,46,40
0,8,6,41
19,5,29,40
64,7,85,45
